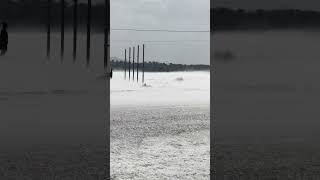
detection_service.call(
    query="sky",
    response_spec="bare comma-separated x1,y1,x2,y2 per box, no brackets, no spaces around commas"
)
110,0,210,65
211,0,320,10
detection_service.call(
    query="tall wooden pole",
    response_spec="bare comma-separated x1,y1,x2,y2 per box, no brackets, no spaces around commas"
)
129,47,131,80
105,0,110,179
143,44,145,83
137,45,139,82
124,49,127,79
86,0,91,66
61,0,65,61
73,0,78,62
104,0,108,70
47,0,51,59
133,46,135,81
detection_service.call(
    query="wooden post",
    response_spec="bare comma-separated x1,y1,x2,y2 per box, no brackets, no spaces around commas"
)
143,44,145,83
86,0,91,66
61,0,65,61
73,0,78,62
47,0,51,59
137,45,139,82
104,0,108,70
124,49,127,79
129,47,131,80
133,46,135,81
105,0,111,179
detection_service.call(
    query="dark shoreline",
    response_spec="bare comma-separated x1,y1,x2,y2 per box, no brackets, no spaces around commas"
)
111,59,210,72
211,7,320,31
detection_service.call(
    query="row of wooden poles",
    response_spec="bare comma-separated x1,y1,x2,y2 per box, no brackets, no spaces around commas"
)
46,0,111,177
124,45,145,84
46,0,109,68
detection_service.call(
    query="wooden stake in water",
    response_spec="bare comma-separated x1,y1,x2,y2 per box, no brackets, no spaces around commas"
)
61,0,65,61
142,44,145,83
137,45,139,82
73,0,78,62
86,0,91,66
124,49,127,79
129,47,131,80
133,46,135,81
47,0,51,59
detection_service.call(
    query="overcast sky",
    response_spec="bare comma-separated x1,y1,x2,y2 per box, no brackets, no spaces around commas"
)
110,0,210,65
212,0,320,10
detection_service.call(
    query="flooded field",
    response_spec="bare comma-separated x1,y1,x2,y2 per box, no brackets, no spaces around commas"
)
0,33,107,179
213,30,320,179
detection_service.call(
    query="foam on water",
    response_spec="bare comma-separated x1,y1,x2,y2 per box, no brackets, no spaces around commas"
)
111,71,210,107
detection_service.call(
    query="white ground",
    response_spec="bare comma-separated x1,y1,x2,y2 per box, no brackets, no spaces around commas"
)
111,71,210,179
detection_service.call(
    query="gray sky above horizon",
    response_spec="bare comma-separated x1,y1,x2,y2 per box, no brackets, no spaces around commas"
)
212,0,320,11
110,0,210,65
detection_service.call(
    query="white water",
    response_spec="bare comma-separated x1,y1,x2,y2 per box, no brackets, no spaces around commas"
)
111,71,210,107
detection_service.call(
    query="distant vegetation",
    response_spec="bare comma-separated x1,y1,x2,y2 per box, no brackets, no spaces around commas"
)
111,59,209,72
4,1,320,32
0,0,105,31
212,8,320,31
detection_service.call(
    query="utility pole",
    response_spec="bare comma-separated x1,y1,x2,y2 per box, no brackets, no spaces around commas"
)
105,0,111,179
137,45,139,82
129,47,131,80
124,49,127,79
142,44,145,83
133,46,135,81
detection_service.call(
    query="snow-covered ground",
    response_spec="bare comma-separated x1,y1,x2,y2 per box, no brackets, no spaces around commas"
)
111,71,210,179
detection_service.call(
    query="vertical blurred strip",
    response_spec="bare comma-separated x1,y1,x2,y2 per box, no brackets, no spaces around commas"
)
125,49,127,79
86,0,91,66
210,3,216,178
61,0,64,61
137,45,139,82
142,44,145,83
73,0,78,62
47,0,51,59
105,0,111,179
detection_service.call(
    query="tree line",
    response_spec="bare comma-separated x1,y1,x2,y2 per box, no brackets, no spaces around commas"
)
0,0,105,31
212,7,320,31
111,59,209,72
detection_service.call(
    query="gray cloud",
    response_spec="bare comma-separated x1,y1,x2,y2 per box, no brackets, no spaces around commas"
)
110,0,210,65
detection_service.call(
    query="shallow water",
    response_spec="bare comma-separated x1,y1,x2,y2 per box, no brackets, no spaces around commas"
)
213,30,320,178
0,32,108,179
